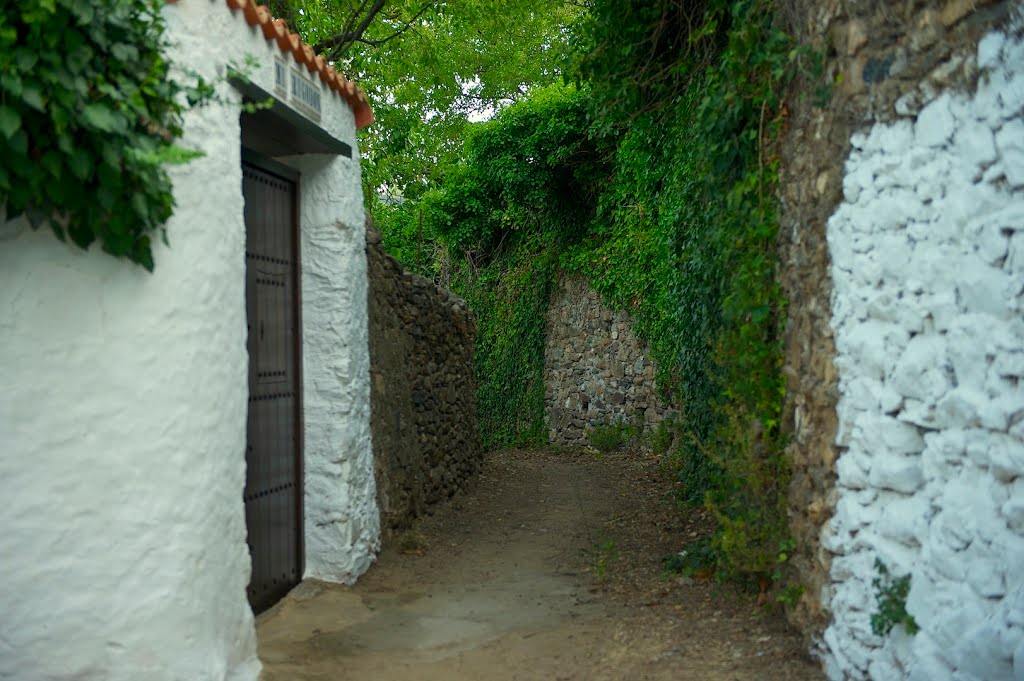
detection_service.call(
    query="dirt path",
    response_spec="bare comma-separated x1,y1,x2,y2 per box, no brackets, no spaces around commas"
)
257,449,824,681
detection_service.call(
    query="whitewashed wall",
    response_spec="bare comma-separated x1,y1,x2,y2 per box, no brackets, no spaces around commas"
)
0,1,375,678
282,151,380,582
822,22,1024,681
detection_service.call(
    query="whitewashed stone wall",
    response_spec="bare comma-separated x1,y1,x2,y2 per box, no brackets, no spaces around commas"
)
0,2,376,679
822,21,1024,681
284,152,380,583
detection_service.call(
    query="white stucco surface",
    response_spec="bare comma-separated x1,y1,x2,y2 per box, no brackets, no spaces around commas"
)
283,151,381,582
822,21,1024,681
0,1,375,678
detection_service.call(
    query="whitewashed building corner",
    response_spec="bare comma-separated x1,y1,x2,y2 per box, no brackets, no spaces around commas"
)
0,1,380,679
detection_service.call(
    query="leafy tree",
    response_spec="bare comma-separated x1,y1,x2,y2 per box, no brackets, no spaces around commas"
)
267,0,584,204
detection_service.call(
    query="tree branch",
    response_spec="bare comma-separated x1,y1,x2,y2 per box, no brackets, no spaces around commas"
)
314,0,436,61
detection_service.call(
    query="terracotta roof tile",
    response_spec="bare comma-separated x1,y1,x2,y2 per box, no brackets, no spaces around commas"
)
202,0,374,129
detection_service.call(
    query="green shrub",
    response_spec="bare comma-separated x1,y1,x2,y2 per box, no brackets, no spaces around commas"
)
587,419,630,453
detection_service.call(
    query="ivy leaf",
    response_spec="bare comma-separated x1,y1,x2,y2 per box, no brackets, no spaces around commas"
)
67,219,96,249
21,86,46,112
0,73,23,97
134,235,155,272
81,104,123,133
68,149,91,180
15,48,38,71
111,43,139,63
0,106,21,139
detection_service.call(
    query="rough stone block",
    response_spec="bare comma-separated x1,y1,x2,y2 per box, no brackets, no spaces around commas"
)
988,433,1024,482
855,413,926,456
996,119,1024,187
864,119,915,156
840,321,909,381
837,449,870,489
831,552,875,582
869,453,924,493
955,119,998,168
921,537,967,581
876,494,928,546
1001,479,1024,534
965,541,1007,599
933,389,987,429
957,260,1017,320
916,93,956,147
907,633,955,681
999,71,1024,121
898,399,940,430
887,334,949,403
953,620,1016,681
977,32,1006,71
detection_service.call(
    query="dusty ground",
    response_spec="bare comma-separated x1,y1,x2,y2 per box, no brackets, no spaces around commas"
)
257,448,825,681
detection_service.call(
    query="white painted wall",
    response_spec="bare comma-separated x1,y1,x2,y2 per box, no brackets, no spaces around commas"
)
822,21,1024,681
281,151,381,582
0,1,376,678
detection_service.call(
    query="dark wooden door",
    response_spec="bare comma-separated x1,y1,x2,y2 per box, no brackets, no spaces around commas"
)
242,159,303,613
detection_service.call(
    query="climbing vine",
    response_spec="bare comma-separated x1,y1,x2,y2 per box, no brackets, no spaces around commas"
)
0,0,210,270
565,0,800,584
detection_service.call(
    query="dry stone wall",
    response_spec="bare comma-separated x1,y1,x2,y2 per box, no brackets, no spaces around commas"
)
544,277,670,447
366,224,482,535
820,21,1024,681
777,0,1022,651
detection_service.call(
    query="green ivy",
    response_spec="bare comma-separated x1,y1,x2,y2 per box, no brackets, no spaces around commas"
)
564,0,802,584
0,0,210,270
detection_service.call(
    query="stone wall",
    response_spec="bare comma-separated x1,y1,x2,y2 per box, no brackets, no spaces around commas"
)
822,22,1024,681
778,0,1023,677
366,224,483,534
778,0,1018,641
544,277,670,447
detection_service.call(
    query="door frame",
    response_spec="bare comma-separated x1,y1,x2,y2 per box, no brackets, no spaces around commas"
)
242,147,305,609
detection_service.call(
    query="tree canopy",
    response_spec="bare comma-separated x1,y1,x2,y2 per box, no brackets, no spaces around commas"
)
270,0,584,203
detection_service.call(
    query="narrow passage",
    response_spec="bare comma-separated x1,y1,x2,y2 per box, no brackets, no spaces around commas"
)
257,449,824,681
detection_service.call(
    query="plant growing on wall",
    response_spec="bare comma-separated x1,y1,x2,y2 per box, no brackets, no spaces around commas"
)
871,560,919,636
0,0,211,270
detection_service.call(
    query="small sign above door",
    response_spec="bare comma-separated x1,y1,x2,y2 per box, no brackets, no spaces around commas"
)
274,57,322,123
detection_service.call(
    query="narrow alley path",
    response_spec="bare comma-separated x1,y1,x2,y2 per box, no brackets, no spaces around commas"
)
257,449,824,681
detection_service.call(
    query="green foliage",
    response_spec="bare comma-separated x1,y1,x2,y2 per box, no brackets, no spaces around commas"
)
381,85,608,449
871,560,919,637
453,242,554,449
648,417,676,455
1,0,209,270
776,582,805,607
587,417,637,453
565,0,801,584
592,532,620,580
374,0,822,590
663,537,716,578
277,0,583,211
